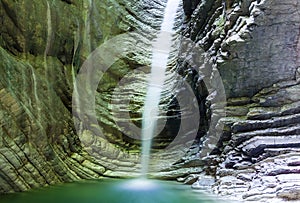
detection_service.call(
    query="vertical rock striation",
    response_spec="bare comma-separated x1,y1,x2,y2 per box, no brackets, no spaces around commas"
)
0,0,167,193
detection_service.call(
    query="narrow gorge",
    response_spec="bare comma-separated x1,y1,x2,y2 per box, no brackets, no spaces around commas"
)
0,0,300,202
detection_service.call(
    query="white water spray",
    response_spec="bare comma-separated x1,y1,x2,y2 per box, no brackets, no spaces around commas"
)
141,0,181,177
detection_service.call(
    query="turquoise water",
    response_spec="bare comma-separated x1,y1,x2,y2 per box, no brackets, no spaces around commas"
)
0,179,218,203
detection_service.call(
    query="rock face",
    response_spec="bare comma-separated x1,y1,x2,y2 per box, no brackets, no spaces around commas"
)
184,0,300,202
212,81,300,202
187,0,300,98
0,0,166,193
0,0,300,202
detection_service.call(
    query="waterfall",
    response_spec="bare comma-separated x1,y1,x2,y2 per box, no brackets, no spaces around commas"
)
83,0,93,56
141,0,181,177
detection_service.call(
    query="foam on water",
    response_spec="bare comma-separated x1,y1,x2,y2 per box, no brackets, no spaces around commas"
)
118,179,160,191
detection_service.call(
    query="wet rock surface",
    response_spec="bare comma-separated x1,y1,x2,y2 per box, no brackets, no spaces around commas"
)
182,0,300,202
209,81,300,202
0,0,300,202
0,0,169,193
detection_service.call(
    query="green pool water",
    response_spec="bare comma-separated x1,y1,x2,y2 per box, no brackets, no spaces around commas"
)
0,179,220,203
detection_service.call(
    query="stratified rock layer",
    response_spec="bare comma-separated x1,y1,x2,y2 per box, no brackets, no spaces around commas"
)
0,0,167,193
1,0,300,202
212,81,300,202
185,0,300,202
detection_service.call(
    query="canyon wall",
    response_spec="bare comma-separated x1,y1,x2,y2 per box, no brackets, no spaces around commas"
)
186,0,300,201
1,0,300,202
0,0,165,192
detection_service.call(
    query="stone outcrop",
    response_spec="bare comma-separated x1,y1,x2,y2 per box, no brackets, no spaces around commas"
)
187,0,300,98
185,0,300,202
1,0,300,202
212,81,300,202
0,0,166,193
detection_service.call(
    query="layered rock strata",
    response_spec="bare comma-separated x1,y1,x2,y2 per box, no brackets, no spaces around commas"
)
186,0,300,202
1,0,300,202
0,0,167,193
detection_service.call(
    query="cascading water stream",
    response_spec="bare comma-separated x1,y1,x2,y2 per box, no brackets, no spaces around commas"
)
141,0,181,177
